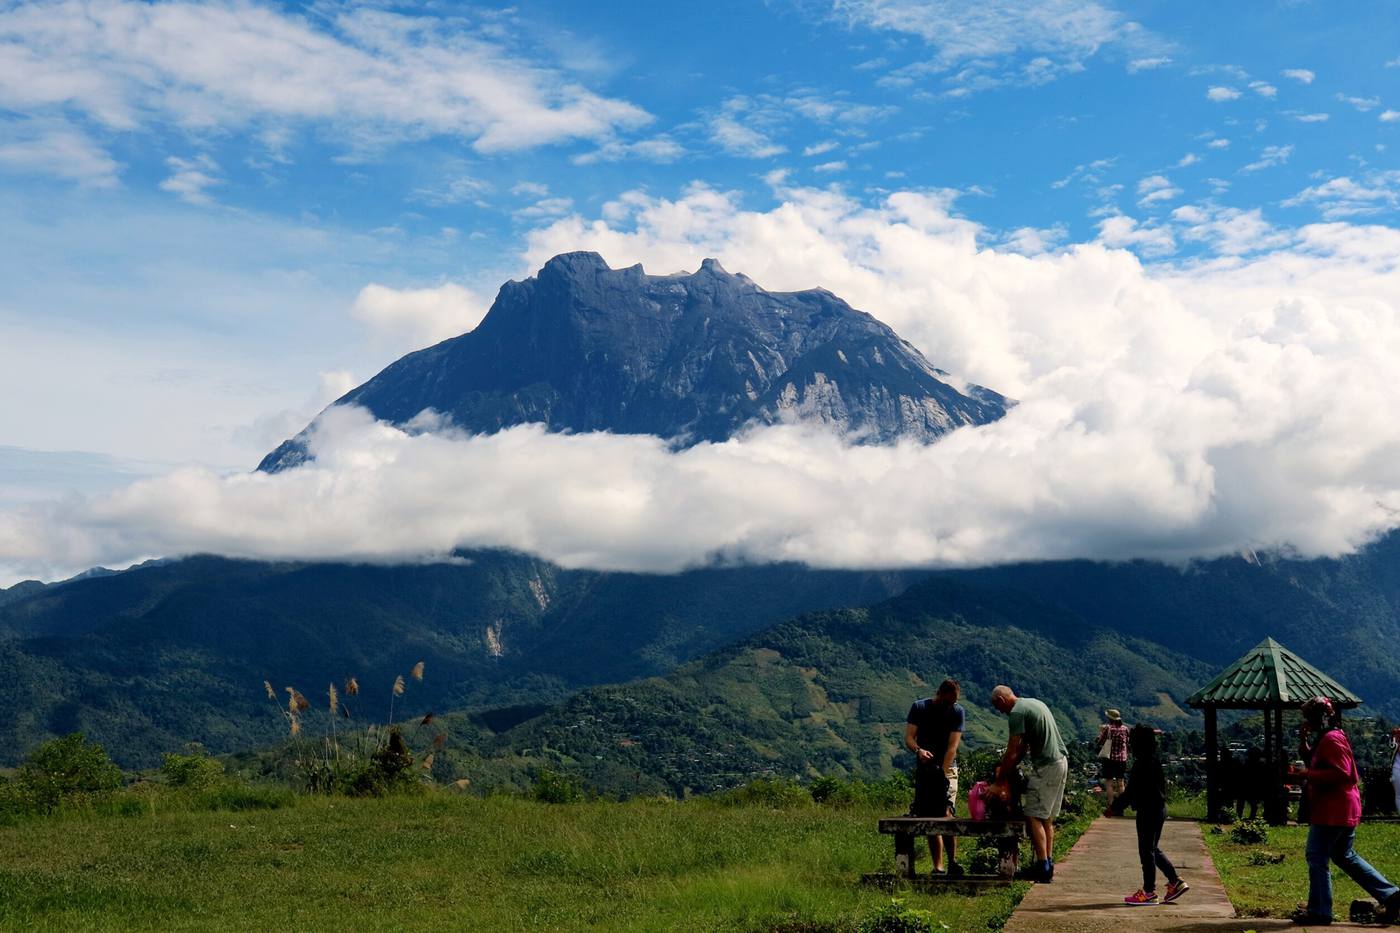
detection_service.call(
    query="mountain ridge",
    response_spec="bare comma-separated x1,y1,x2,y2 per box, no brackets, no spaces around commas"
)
260,251,1008,471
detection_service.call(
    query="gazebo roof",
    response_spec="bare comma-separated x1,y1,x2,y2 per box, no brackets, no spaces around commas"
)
1186,637,1362,710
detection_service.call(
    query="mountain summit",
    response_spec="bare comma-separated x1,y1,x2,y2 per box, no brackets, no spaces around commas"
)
259,252,1009,471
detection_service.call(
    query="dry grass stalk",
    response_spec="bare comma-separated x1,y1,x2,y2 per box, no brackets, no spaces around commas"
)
263,680,276,701
345,676,359,696
421,753,435,771
392,675,405,696
328,683,338,715
289,716,301,737
411,661,425,681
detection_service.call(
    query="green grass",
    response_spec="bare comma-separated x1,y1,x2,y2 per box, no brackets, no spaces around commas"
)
0,792,1097,932
1204,821,1400,919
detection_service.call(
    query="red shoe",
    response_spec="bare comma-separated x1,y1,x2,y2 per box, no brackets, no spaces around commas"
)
1163,880,1190,903
1124,890,1159,906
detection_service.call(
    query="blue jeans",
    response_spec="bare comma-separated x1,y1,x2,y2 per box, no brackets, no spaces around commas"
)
1306,824,1400,920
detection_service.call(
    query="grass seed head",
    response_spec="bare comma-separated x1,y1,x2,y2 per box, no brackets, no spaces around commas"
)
263,680,275,701
345,676,359,696
328,683,338,714
411,661,425,681
393,675,405,696
421,753,434,771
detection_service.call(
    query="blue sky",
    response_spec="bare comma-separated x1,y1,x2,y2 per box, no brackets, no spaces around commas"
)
0,0,1398,490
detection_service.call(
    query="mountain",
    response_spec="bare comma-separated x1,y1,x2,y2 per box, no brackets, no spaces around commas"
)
0,553,920,767
259,252,1009,471
458,540,1400,796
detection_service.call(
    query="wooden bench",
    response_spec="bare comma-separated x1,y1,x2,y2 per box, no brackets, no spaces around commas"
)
877,817,1025,881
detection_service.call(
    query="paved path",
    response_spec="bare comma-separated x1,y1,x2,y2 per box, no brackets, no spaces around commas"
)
1004,817,1368,932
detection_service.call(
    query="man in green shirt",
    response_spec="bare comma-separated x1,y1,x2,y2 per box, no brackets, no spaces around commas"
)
992,684,1068,883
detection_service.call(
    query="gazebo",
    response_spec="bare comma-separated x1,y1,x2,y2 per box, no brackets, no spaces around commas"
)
1186,637,1361,824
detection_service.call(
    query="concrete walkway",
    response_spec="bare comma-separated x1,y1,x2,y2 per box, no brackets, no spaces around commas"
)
1004,817,1368,932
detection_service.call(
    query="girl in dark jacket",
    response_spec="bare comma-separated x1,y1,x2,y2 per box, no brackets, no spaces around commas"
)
1107,724,1190,906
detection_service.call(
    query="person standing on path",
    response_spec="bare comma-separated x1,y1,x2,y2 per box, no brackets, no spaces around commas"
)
904,678,965,876
1097,709,1129,809
1289,696,1400,926
1390,726,1400,817
1106,724,1190,906
991,684,1068,883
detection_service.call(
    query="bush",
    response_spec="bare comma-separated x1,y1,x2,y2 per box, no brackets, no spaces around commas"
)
715,777,810,809
531,768,583,804
15,733,123,814
346,729,419,797
161,747,225,790
1229,817,1269,845
857,898,936,933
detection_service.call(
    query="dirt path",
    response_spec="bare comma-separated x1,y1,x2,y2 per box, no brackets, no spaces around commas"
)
1003,817,1365,932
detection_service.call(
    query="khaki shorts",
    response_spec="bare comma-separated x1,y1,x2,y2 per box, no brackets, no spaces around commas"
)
1023,757,1068,820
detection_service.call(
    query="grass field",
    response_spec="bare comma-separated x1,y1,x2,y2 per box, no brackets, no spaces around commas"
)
1204,821,1400,919
0,792,1096,932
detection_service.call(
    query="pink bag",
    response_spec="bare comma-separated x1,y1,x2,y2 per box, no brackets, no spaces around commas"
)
967,780,989,820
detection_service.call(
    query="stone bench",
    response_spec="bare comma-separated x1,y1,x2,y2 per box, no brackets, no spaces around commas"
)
877,817,1026,881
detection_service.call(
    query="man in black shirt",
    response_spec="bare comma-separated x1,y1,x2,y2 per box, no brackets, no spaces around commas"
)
905,678,966,875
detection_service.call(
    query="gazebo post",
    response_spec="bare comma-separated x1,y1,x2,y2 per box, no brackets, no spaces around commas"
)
1204,705,1219,821
1269,705,1288,825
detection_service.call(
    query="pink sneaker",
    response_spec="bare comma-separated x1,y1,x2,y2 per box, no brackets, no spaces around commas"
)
1163,880,1190,903
1124,890,1159,906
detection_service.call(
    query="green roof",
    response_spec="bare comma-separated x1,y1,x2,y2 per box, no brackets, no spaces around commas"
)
1186,637,1362,709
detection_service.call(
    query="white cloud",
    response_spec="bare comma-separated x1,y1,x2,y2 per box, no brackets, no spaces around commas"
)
1136,174,1181,207
411,175,492,207
1293,112,1330,123
1207,86,1242,102
813,160,847,173
835,0,1162,88
1381,110,1400,123
1177,153,1200,168
1337,94,1382,112
803,141,840,157
571,135,684,165
0,117,119,186
1207,138,1231,149
711,112,786,159
1282,173,1400,220
1128,57,1171,73
0,1,649,156
511,181,550,198
1241,144,1293,173
158,154,222,205
1171,204,1293,255
9,187,1400,581
513,197,575,220
1282,69,1315,84
1096,213,1177,256
351,282,489,353
1249,81,1278,98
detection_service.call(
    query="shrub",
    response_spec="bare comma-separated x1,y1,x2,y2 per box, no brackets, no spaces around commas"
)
346,728,419,797
161,747,225,790
716,777,810,809
531,768,583,804
15,733,123,814
857,898,936,933
1229,817,1269,845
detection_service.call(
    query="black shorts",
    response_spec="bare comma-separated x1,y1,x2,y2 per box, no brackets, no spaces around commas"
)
911,766,956,817
1101,759,1127,780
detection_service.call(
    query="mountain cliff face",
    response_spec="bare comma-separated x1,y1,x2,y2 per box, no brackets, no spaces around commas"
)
260,252,1008,471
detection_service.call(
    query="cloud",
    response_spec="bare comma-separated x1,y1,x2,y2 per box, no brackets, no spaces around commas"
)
1171,204,1293,255
1249,81,1278,98
1282,173,1400,220
813,160,847,174
571,135,684,165
803,141,840,157
1177,153,1200,168
1381,110,1400,123
8,186,1400,581
1207,138,1231,149
834,0,1163,93
511,181,550,198
158,154,222,205
0,117,119,186
1136,174,1181,207
0,0,650,156
1337,94,1382,112
1282,69,1315,84
1096,213,1176,256
1241,144,1293,173
350,282,490,352
1128,57,1171,73
1207,86,1242,102
1293,112,1330,123
711,112,786,159
411,175,492,207
513,197,575,219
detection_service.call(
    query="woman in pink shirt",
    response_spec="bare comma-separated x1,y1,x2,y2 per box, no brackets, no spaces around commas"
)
1289,697,1400,926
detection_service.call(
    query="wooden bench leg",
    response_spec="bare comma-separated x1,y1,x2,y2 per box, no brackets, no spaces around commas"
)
997,838,1019,880
894,832,916,879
